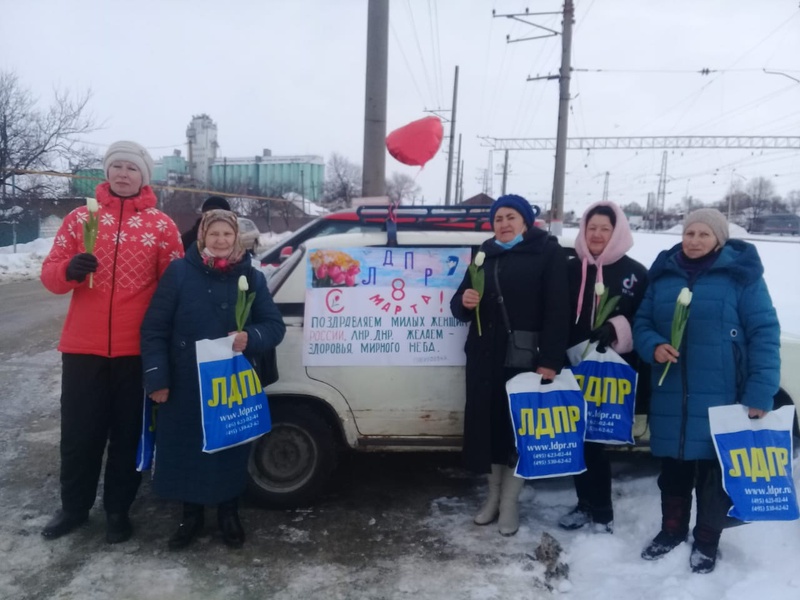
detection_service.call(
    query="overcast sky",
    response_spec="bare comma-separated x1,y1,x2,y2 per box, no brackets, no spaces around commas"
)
2,0,799,213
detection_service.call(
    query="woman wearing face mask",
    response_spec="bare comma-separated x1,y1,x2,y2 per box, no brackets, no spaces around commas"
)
633,208,780,574
450,194,570,536
557,201,649,534
141,210,285,550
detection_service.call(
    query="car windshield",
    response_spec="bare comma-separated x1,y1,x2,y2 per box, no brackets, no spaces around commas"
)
267,246,303,295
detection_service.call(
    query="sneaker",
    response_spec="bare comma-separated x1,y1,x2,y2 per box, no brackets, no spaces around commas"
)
641,530,686,560
558,505,592,530
690,543,719,574
591,520,614,534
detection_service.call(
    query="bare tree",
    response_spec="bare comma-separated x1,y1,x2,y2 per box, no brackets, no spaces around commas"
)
786,190,800,215
0,71,98,201
322,153,361,208
621,202,645,216
385,172,421,205
744,177,776,220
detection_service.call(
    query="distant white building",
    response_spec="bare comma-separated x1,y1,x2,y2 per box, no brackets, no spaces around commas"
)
186,114,218,184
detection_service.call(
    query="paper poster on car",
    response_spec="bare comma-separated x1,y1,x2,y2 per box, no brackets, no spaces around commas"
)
303,246,471,366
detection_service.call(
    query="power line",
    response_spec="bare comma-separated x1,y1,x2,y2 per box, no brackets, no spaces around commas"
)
389,23,427,106
403,0,437,107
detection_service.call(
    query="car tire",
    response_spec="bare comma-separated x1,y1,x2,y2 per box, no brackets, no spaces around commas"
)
247,404,339,508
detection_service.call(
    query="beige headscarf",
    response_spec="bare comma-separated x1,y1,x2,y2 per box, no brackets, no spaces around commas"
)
197,209,246,266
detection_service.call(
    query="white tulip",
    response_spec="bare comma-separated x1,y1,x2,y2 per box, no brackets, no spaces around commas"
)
474,251,485,267
595,282,606,297
677,287,692,306
86,197,99,213
238,275,249,292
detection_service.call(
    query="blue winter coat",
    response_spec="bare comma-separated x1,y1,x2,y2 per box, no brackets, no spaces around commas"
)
633,240,780,460
140,245,285,504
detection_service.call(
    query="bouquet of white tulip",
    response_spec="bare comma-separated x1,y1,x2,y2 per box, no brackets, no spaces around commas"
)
83,197,99,288
658,287,692,386
581,282,620,358
235,275,257,332
468,251,486,336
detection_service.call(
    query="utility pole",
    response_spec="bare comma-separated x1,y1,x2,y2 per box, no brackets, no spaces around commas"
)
550,0,574,235
362,0,389,198
602,171,609,201
458,159,465,203
454,133,463,205
444,65,459,206
494,2,573,234
501,149,510,195
655,150,668,231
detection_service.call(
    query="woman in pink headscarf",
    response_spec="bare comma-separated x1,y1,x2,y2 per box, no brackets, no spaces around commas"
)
557,201,649,533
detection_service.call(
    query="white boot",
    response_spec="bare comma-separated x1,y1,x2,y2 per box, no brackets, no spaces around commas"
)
498,466,525,536
474,464,503,525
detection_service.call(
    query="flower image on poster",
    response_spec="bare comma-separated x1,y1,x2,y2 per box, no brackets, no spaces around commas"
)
309,249,361,288
303,246,472,366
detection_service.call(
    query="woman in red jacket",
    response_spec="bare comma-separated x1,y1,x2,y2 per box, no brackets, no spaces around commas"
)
40,140,183,544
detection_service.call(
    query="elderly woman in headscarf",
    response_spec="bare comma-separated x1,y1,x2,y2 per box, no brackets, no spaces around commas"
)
141,209,285,551
450,194,570,536
633,208,780,574
557,201,649,534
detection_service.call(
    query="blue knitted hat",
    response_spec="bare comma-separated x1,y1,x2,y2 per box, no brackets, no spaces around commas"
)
490,194,535,228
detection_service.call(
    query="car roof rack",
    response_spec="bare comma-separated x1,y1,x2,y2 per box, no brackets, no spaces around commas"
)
354,204,541,245
355,204,493,224
357,205,497,247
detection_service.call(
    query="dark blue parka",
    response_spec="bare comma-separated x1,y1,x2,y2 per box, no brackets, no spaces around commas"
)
633,239,780,460
450,228,570,473
140,245,285,504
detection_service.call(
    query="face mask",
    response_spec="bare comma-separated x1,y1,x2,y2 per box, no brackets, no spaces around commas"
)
495,233,524,250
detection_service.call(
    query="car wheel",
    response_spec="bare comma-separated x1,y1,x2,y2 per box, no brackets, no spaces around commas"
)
247,404,339,508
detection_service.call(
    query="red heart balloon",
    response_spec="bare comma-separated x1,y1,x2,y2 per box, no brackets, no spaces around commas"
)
386,116,444,167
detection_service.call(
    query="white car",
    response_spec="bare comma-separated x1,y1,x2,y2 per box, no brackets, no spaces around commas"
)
249,230,800,508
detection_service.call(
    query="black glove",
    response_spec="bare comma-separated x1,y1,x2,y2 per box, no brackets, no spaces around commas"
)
66,253,98,282
589,322,617,353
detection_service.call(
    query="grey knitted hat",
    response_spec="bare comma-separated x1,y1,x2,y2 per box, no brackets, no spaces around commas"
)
684,208,729,246
103,140,154,187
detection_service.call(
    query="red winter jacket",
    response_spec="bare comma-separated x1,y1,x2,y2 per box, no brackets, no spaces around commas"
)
41,183,184,357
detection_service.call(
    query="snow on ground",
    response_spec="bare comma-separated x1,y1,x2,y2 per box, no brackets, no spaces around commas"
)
0,237,57,283
2,228,800,599
0,232,292,285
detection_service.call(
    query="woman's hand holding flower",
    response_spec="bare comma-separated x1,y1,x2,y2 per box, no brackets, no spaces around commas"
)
230,331,248,353
150,389,169,404
462,289,481,309
654,343,679,364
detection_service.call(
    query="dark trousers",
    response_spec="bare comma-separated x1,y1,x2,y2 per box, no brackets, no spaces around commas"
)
573,441,613,523
59,354,144,515
658,457,734,536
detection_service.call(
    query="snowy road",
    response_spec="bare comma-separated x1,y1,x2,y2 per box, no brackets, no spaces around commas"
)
1,237,800,599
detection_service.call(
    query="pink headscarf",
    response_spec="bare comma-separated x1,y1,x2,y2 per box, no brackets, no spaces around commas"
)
573,201,633,325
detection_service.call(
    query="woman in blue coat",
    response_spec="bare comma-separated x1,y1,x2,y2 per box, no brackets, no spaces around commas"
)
141,210,285,550
633,208,780,574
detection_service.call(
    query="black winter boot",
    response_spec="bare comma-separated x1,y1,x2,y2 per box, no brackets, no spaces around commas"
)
690,524,721,574
106,512,133,544
641,496,691,560
218,498,245,548
41,509,89,540
168,503,205,550
558,503,592,530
